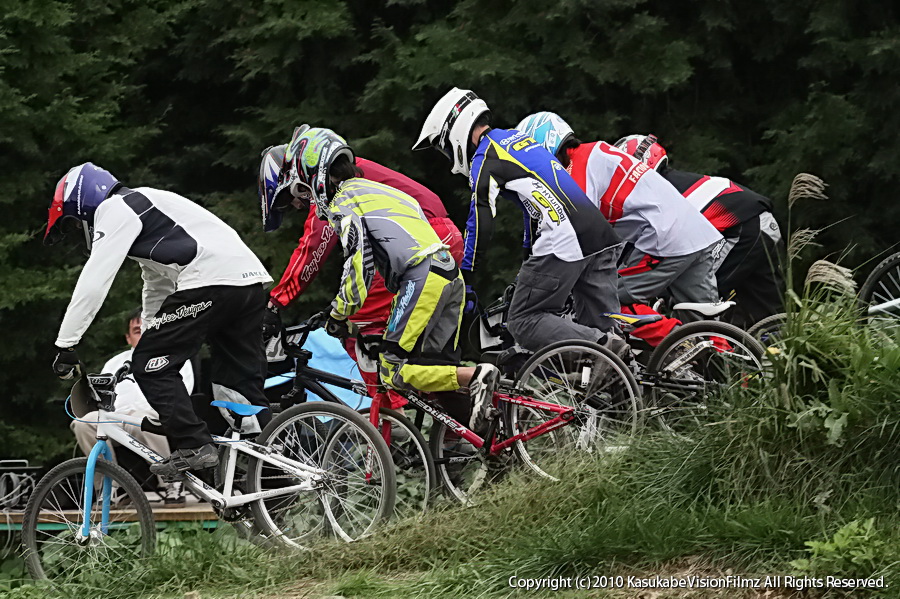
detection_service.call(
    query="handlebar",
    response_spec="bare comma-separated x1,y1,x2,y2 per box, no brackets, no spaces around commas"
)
85,361,132,392
280,312,384,361
280,312,327,358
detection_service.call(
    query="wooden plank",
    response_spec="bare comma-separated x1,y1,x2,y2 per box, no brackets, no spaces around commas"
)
1,505,217,525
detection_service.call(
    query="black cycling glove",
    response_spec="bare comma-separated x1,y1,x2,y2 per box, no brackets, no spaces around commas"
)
324,315,358,340
52,346,82,380
262,303,282,342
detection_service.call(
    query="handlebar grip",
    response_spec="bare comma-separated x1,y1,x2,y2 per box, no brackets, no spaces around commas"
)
114,361,132,382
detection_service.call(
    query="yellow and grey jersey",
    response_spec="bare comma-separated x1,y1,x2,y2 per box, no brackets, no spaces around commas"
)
327,178,448,319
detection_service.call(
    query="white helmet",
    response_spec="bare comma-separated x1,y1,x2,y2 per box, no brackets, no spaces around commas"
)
515,112,574,157
412,87,490,177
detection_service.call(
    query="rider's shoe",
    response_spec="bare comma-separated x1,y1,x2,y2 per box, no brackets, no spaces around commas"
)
150,444,219,482
161,481,187,507
604,333,631,364
468,363,500,431
588,333,631,393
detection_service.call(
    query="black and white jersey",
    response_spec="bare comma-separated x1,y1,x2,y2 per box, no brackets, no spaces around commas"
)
56,187,272,347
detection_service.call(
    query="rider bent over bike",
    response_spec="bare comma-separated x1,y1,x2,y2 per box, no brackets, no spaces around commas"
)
258,128,464,409
46,163,272,481
267,127,500,432
413,88,628,358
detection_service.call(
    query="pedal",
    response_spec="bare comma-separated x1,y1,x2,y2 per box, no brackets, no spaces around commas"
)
279,386,307,410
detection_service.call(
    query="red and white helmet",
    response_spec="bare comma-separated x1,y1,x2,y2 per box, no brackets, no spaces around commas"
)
614,134,668,171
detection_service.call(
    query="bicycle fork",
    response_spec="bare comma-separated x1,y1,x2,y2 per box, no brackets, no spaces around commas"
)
79,439,115,541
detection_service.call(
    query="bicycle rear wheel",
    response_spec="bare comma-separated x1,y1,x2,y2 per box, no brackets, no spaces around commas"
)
360,407,436,517
511,340,642,480
247,402,396,548
646,320,765,432
859,251,900,334
21,458,155,583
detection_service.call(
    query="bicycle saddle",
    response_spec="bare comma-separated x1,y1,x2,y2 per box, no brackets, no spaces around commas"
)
604,312,664,328
671,301,735,317
210,400,268,417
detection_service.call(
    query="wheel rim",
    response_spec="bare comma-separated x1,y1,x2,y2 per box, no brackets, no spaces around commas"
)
513,344,641,479
373,413,431,517
25,463,152,583
650,331,763,432
433,423,490,505
864,261,900,333
258,409,391,546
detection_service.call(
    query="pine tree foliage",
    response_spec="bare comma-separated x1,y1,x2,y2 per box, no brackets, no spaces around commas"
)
0,0,896,460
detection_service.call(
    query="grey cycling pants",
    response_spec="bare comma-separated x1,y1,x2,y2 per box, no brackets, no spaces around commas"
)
507,246,622,352
618,241,721,323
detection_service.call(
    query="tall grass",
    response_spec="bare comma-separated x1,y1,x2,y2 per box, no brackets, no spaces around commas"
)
9,183,900,597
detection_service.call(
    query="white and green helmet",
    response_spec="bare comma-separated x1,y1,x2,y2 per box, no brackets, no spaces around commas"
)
282,126,355,220
514,111,574,158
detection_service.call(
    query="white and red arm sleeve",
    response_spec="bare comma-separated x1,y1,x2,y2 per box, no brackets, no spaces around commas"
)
55,199,142,347
269,208,339,308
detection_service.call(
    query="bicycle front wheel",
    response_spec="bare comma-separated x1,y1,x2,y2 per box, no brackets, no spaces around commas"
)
511,340,642,480
859,251,900,334
21,457,156,583
747,312,788,345
360,407,436,517
646,320,765,432
247,402,396,548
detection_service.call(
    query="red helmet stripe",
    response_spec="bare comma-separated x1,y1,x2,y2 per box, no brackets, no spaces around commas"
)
44,177,67,239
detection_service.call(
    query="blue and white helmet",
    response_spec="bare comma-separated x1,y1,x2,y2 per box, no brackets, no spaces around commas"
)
514,112,574,158
45,162,120,246
258,143,288,232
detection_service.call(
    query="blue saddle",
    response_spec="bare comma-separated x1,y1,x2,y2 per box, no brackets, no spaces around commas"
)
210,400,268,417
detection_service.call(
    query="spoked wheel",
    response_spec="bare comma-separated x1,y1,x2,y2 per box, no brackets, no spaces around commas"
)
747,312,788,345
359,407,436,517
859,251,900,335
247,402,396,549
646,320,765,433
429,419,508,505
21,458,156,583
510,340,642,480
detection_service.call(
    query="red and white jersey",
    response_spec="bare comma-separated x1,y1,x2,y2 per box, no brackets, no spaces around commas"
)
566,141,721,257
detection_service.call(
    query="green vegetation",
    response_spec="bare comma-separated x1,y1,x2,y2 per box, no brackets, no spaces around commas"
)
2,1,899,595
5,284,899,598
1,0,898,463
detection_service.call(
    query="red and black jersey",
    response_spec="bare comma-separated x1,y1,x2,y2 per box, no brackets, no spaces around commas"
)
663,168,773,233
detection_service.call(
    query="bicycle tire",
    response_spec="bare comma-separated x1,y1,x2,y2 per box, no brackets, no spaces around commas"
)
859,251,900,331
21,457,156,583
359,407,436,516
246,402,396,548
511,340,642,480
428,417,504,505
746,312,788,344
646,320,765,432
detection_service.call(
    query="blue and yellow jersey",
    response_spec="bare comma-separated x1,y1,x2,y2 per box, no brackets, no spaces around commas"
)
462,128,620,272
